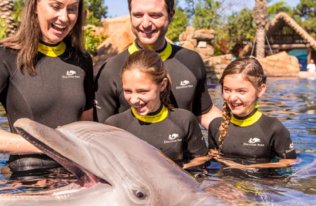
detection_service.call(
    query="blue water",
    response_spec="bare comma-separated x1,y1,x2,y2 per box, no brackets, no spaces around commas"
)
0,78,315,204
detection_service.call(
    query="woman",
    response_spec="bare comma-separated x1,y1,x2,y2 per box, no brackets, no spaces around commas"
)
105,50,210,169
0,0,94,172
208,57,297,171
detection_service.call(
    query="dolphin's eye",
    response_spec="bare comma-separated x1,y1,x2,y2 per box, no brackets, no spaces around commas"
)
133,189,146,199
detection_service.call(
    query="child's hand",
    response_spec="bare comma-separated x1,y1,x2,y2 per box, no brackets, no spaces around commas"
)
208,149,220,158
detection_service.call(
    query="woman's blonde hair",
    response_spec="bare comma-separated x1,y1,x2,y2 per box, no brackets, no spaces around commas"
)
122,50,173,109
0,0,85,75
217,57,266,151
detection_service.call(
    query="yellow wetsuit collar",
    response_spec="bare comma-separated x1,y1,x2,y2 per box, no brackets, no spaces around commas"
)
131,105,168,123
38,41,66,57
230,110,262,127
128,41,172,61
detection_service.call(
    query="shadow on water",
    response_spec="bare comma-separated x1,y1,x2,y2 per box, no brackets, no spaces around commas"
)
0,78,316,204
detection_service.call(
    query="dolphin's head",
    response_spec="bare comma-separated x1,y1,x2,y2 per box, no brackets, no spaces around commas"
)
12,118,221,205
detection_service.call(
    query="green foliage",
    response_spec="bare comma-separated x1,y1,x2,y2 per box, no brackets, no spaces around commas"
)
192,0,221,29
167,8,188,42
0,19,8,39
13,0,24,24
293,0,316,36
268,0,292,18
84,26,107,56
84,0,107,26
214,8,256,55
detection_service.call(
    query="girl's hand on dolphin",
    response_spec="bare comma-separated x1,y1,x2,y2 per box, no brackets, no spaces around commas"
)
214,158,257,171
208,149,220,159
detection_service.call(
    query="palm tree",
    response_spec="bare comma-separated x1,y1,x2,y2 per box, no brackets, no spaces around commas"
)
253,0,268,58
0,0,17,37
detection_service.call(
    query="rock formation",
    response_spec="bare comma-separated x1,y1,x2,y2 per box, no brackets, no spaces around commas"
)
179,26,215,60
258,52,300,77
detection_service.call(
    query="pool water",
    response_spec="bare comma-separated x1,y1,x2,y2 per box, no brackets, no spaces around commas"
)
0,78,315,204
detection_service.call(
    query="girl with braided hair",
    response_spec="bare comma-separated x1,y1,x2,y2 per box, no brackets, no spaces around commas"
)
208,57,297,170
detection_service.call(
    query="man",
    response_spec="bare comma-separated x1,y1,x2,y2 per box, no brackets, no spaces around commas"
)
95,0,221,128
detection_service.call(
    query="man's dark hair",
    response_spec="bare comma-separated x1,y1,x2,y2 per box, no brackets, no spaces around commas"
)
127,0,174,18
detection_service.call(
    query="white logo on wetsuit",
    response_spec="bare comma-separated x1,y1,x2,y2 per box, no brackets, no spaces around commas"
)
176,80,193,89
94,99,101,109
289,143,294,149
285,143,295,154
243,137,264,147
248,137,261,144
169,133,179,140
67,70,76,76
62,70,80,79
180,80,190,86
164,133,181,144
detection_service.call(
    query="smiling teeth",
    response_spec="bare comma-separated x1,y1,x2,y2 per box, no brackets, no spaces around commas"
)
52,24,66,30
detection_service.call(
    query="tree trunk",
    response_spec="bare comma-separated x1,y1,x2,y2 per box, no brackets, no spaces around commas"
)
256,27,265,58
253,0,267,58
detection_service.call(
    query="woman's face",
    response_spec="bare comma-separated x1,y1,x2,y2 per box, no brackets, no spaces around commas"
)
222,73,266,117
122,68,167,116
37,0,80,44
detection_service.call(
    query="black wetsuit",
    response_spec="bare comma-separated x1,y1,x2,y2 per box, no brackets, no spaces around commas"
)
95,41,213,122
208,110,296,164
0,41,94,172
105,105,208,166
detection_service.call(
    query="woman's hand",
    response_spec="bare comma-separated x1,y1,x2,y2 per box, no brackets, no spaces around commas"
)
0,129,42,154
182,155,211,169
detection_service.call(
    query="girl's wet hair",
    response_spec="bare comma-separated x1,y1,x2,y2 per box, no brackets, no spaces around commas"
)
217,57,267,152
122,50,173,109
0,0,85,75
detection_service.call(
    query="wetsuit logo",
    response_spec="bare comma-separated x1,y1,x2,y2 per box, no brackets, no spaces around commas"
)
243,137,264,147
62,70,80,79
164,133,181,144
248,137,261,144
94,99,101,109
289,143,294,149
169,133,179,140
180,80,190,86
176,80,193,89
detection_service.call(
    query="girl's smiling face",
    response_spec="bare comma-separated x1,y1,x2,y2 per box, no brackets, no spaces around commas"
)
37,0,80,44
222,73,266,117
122,68,167,116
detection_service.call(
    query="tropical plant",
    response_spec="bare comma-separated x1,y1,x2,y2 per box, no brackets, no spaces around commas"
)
167,7,189,42
253,0,268,58
215,8,256,55
84,26,107,56
292,0,316,36
0,18,8,39
192,0,221,29
0,0,17,36
84,0,107,26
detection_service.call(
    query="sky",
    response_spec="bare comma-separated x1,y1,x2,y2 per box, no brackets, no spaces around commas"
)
104,0,300,18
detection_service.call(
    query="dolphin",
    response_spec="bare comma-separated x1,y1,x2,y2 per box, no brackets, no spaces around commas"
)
0,118,224,206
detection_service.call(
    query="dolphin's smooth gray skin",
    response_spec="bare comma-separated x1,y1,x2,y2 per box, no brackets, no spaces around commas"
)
0,118,223,206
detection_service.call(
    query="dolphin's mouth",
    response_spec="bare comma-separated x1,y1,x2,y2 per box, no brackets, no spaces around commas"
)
15,127,110,194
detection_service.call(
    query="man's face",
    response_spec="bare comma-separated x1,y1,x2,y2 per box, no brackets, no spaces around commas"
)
130,0,171,50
